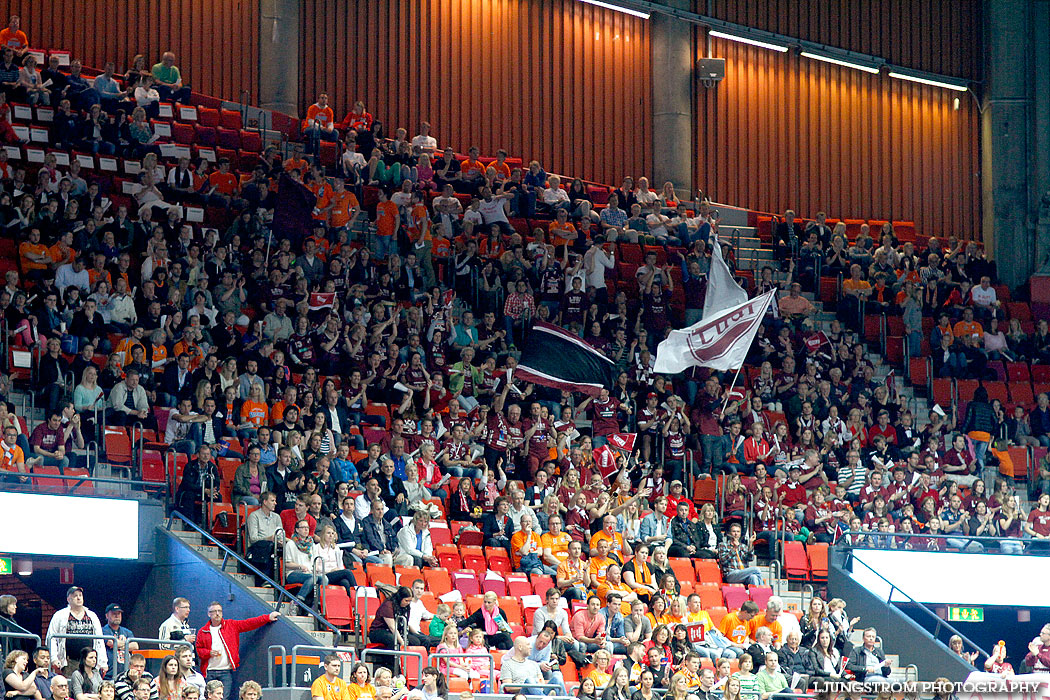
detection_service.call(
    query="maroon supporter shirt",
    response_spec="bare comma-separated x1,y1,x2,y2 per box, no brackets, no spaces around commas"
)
588,397,621,437
1028,509,1050,537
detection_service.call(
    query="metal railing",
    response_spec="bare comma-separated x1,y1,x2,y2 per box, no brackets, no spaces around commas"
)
841,529,1047,554
288,644,358,688
166,511,342,637
359,647,424,678
429,652,496,689
0,470,156,496
843,547,989,665
117,637,193,676
266,645,288,687
0,630,42,653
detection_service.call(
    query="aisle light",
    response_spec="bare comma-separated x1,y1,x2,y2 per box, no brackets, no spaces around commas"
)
800,50,880,74
888,67,968,92
577,0,650,20
709,29,789,52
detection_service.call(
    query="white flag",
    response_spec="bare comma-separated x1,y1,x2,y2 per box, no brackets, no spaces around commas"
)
654,290,777,374
703,234,748,319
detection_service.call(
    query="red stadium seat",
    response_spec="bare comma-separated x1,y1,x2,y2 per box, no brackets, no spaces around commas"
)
783,541,811,581
720,584,748,609
931,378,954,408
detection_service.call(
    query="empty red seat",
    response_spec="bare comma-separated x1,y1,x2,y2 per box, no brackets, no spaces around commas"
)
193,124,216,146
217,127,241,149
197,107,220,127
783,541,811,581
240,129,263,152
171,122,195,144
220,109,243,130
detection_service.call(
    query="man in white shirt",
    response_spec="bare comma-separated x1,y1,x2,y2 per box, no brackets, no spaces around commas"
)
158,597,196,650
354,477,387,520
410,121,437,151
405,579,439,648
583,236,615,306
478,186,514,235
970,276,999,320
506,488,536,533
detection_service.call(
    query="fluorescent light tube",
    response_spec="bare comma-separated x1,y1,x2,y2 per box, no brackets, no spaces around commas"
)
888,70,968,92
578,0,650,19
709,29,789,52
800,51,880,74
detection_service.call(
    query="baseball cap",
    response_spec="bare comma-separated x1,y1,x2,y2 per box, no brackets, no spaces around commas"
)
66,586,84,598
647,392,658,399
105,603,123,614
669,480,683,488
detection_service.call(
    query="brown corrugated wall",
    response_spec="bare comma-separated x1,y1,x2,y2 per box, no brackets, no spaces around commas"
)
5,0,980,236
298,0,653,188
695,36,981,238
0,0,259,105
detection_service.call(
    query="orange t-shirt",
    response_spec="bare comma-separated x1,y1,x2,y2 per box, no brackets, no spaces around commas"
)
549,221,577,247
375,201,399,237
328,190,360,228
493,161,511,179
0,442,24,473
172,341,202,371
510,529,542,570
309,180,332,221
151,344,168,374
116,338,146,366
88,268,112,288
209,171,239,196
432,236,451,259
953,320,983,339
747,614,783,645
18,241,49,271
49,243,75,267
460,158,485,178
304,104,334,130
284,157,309,173
408,203,431,244
241,400,269,427
0,29,27,50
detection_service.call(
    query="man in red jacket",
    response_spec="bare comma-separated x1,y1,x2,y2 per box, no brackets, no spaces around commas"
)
194,603,280,697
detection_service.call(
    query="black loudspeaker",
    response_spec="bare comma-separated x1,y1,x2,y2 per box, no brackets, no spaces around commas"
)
697,58,725,85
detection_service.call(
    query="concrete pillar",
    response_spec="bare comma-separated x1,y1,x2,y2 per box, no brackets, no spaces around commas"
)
1030,0,1050,269
650,0,693,196
258,0,299,116
981,0,1034,288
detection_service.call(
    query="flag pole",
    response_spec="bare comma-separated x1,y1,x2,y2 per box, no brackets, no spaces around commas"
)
719,364,744,419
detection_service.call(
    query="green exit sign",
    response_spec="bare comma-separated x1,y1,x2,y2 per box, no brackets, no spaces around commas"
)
0,557,11,575
948,606,984,622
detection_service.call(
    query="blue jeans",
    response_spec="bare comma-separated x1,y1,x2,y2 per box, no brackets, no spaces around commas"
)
724,567,764,586
701,434,725,473
372,234,395,261
206,670,233,700
971,438,989,468
286,571,323,602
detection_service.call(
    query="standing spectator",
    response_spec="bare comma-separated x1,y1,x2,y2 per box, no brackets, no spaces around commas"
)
151,53,191,103
101,604,138,678
157,600,195,651
46,588,107,678
193,604,279,698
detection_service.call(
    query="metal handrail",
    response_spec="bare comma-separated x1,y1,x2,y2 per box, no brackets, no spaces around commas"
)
117,637,192,676
267,644,288,687
0,630,42,649
428,652,495,690
166,511,342,637
843,547,989,664
842,529,1041,552
1,470,156,492
359,647,424,680
289,644,357,688
47,632,111,669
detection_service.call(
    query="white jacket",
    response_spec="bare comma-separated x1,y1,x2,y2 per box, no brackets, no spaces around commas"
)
396,524,433,561
46,606,107,672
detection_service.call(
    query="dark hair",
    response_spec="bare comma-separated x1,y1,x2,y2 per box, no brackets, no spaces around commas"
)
973,386,989,404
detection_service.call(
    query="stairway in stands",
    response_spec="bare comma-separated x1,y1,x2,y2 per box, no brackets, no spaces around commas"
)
164,516,343,648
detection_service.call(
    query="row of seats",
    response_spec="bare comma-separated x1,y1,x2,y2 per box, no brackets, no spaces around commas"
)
754,215,918,244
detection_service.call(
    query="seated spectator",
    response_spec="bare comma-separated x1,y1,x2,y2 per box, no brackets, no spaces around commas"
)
302,93,336,155
151,52,191,104
717,522,764,586
844,628,892,681
461,591,513,651
17,54,48,105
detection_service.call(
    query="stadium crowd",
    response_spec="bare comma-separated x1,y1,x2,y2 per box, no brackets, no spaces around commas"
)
0,14,1049,700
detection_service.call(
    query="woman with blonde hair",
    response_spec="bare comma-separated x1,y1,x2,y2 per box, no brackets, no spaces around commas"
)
666,672,698,700
3,650,41,698
238,681,263,700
